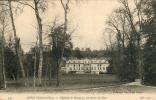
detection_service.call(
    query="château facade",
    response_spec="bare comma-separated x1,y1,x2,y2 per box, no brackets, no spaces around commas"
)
62,58,109,74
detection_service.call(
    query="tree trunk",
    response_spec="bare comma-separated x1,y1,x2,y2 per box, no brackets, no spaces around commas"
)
122,0,143,81
33,44,37,88
1,18,6,89
0,52,4,89
56,59,60,86
0,37,5,89
33,0,43,85
0,16,6,89
8,0,26,85
57,0,69,87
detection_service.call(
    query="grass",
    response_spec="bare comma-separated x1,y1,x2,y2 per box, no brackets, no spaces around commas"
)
5,74,155,93
77,85,156,93
2,74,127,92
1,73,156,93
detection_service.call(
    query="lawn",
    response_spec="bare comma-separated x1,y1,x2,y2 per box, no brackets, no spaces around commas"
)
75,85,156,93
1,74,156,93
2,74,126,92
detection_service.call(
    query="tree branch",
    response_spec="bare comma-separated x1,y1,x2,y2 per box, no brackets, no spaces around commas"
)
60,0,66,10
16,0,35,10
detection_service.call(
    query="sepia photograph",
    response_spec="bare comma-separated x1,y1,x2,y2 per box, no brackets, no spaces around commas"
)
0,0,156,99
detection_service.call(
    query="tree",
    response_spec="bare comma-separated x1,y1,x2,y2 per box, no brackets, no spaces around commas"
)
54,0,70,86
4,46,19,80
49,23,72,86
7,0,26,85
0,39,4,89
33,0,45,85
54,0,87,86
104,0,145,81
72,47,82,59
16,0,47,85
119,0,145,81
142,0,156,85
24,44,39,87
0,0,10,89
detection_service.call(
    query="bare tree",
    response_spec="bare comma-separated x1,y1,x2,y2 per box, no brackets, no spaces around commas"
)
33,0,43,85
33,41,38,88
7,0,26,85
105,9,129,76
119,0,144,82
105,0,144,81
0,41,5,89
16,0,47,85
0,1,8,89
0,12,6,90
134,0,145,83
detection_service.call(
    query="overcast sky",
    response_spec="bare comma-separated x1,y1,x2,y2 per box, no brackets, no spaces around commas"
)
14,0,120,52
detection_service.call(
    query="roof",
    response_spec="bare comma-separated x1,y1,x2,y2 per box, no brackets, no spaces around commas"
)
66,58,108,64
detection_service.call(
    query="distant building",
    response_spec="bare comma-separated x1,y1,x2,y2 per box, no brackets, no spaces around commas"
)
61,58,109,74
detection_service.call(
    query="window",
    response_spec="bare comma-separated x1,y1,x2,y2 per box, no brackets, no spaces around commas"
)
79,66,80,70
94,67,96,70
103,67,105,70
74,65,75,70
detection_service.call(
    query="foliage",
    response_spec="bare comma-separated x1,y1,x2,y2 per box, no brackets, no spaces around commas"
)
71,47,107,59
49,25,72,59
4,46,20,80
105,0,156,84
105,0,143,82
142,0,156,85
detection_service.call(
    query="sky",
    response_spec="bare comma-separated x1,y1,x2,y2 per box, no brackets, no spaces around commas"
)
14,0,120,52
